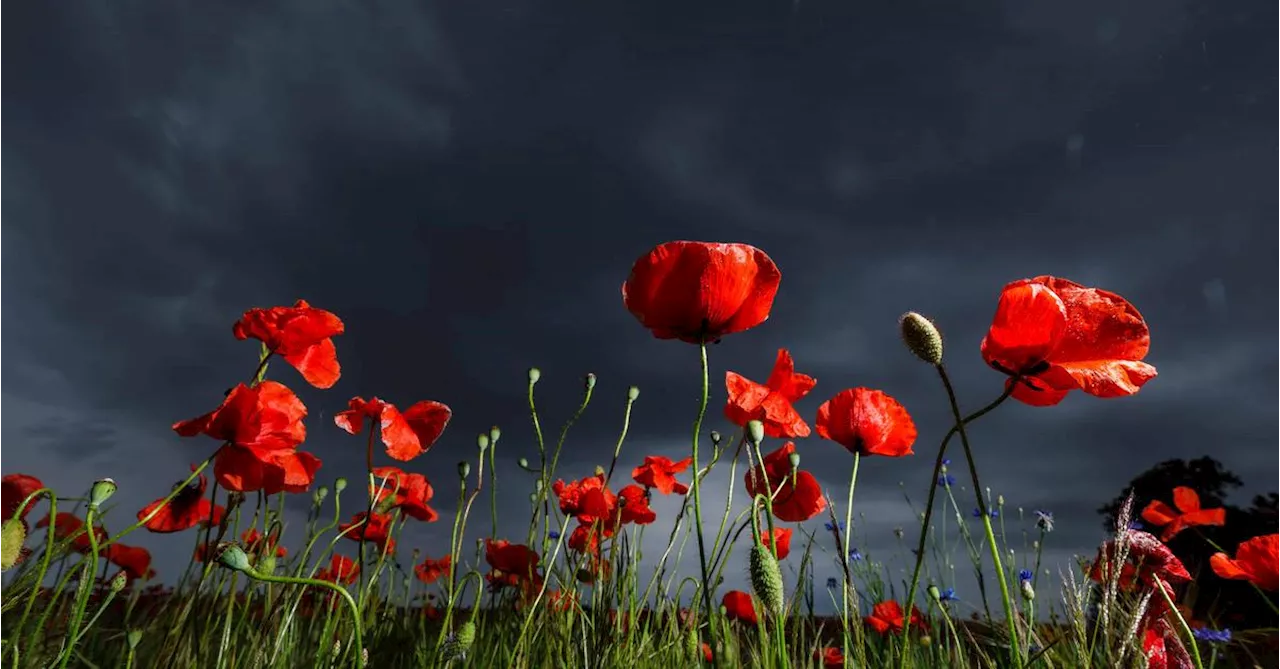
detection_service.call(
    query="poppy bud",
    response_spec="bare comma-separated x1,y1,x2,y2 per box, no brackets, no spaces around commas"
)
518,457,530,470
528,367,541,384
109,570,128,593
216,543,253,574
457,462,471,480
927,585,941,601
787,452,801,471
528,493,538,503
489,426,502,443
747,420,765,446
258,555,277,574
534,480,543,492
899,312,944,365
628,386,640,401
126,630,142,650
997,494,1005,507
2,519,27,571
584,373,597,391
710,431,722,446
919,635,933,647
314,486,330,506
749,543,784,618
477,434,490,451
89,478,118,511
335,478,348,492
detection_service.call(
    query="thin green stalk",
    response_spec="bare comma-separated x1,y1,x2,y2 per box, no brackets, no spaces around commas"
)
688,340,715,653
841,452,861,669
56,505,102,669
246,567,364,667
1156,578,1205,669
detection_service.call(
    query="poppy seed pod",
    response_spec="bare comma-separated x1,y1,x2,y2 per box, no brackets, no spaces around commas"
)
787,452,801,471
89,478,118,510
585,373,596,391
334,478,348,492
899,312,944,365
628,386,640,401
477,434,490,451
747,420,765,446
489,426,501,443
314,486,330,506
528,367,541,384
216,543,253,573
457,462,471,480
927,585,941,601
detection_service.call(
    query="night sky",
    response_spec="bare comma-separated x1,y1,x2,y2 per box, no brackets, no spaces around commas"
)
5,0,1276,614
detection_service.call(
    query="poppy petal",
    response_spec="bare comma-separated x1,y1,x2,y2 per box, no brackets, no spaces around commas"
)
1171,487,1201,513
1141,501,1179,527
980,281,1068,373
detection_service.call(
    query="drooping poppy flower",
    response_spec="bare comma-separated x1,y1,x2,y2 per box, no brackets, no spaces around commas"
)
631,456,692,495
2,474,43,522
370,466,439,522
338,512,397,555
173,381,307,458
553,473,619,527
721,590,759,625
864,600,927,635
137,466,225,533
213,447,322,495
334,397,453,462
622,241,782,344
814,647,844,668
1140,487,1227,542
1088,530,1192,589
725,349,816,438
105,544,155,582
241,527,287,559
760,527,792,560
316,554,359,585
815,388,917,458
1209,534,1278,591
617,485,656,525
743,442,827,522
980,276,1158,407
414,554,451,585
37,513,107,553
485,539,541,586
233,300,345,389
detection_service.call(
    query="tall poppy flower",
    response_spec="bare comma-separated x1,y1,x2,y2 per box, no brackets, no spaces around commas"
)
1140,487,1227,542
553,473,618,526
415,554,451,585
316,554,359,585
721,590,759,625
1209,534,1278,591
725,348,816,438
173,381,307,458
980,276,1157,406
631,456,692,495
2,474,43,522
339,512,396,555
137,467,226,533
760,527,792,560
815,388,917,458
617,485,656,525
233,300,345,389
864,600,927,635
622,241,782,343
744,442,827,522
334,397,452,462
371,466,439,522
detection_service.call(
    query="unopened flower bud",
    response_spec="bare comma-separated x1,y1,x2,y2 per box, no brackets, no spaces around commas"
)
489,426,501,443
997,494,1005,507
126,630,142,649
216,544,253,573
899,312,944,365
787,452,801,471
627,386,640,401
528,492,538,503
518,457,530,470
927,585,941,601
109,570,128,593
528,367,541,384
919,635,933,647
477,434,490,451
457,462,471,480
334,478,348,492
584,373,596,390
1021,579,1036,601
710,431,722,446
314,486,329,506
747,420,765,446
89,478,117,510
534,479,543,492
258,555,277,574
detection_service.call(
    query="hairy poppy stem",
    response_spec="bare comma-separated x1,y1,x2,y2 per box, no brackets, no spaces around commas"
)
841,451,861,667
55,505,101,669
689,340,716,663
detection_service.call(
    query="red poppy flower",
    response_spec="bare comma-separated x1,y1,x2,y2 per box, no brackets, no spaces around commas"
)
815,388,917,458
37,513,107,553
814,647,844,668
631,456,692,495
725,349,816,438
568,524,604,555
1140,487,1227,542
1089,530,1192,588
2,474,43,522
174,381,307,457
743,442,827,522
213,447,322,495
864,600,927,635
414,554,451,585
371,466,439,522
1143,628,1168,669
701,642,713,663
617,485,656,525
622,241,782,344
721,590,759,625
334,397,452,462
105,544,155,582
316,554,359,585
137,467,225,533
980,276,1158,406
339,512,396,555
1210,534,1278,591
485,539,541,588
760,527,792,560
553,473,619,526
233,300,345,389
241,527,287,559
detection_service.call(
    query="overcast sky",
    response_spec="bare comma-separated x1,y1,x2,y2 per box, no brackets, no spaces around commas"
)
4,0,1275,616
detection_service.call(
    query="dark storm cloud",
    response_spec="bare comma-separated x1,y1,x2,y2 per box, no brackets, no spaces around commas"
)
4,0,1274,612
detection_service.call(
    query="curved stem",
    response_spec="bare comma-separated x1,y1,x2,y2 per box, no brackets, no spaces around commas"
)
252,568,364,665
689,340,715,654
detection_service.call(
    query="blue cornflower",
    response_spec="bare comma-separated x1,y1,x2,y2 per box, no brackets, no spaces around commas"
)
826,577,839,589
938,587,958,602
1033,510,1055,533
824,521,846,533
1018,569,1034,583
937,474,956,487
848,548,863,562
1128,520,1144,530
972,508,999,519
548,530,561,540
942,458,951,466
1192,628,1232,644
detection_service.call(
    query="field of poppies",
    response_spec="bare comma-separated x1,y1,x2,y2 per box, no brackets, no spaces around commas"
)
1,240,1275,668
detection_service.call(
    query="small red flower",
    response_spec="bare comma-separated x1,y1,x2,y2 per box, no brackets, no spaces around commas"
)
553,473,618,527
743,442,827,522
104,544,154,582
1209,534,1278,591
339,512,397,555
814,647,844,668
568,524,604,555
815,388,917,458
631,456,692,495
37,513,106,553
864,600,927,635
484,539,541,586
980,276,1157,406
721,590,759,625
1140,487,1227,542
760,527,792,560
622,241,782,343
2,474,43,522
371,467,438,522
617,485,656,525
334,397,452,462
173,381,307,459
233,300,345,389
414,554,451,585
316,554,359,585
137,466,225,533
724,349,816,438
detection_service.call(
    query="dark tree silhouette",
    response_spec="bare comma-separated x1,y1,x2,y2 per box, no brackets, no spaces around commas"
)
1096,457,1277,631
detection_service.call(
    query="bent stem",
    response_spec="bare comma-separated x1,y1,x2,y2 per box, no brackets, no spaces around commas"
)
938,365,1022,668
690,339,716,659
249,568,364,666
